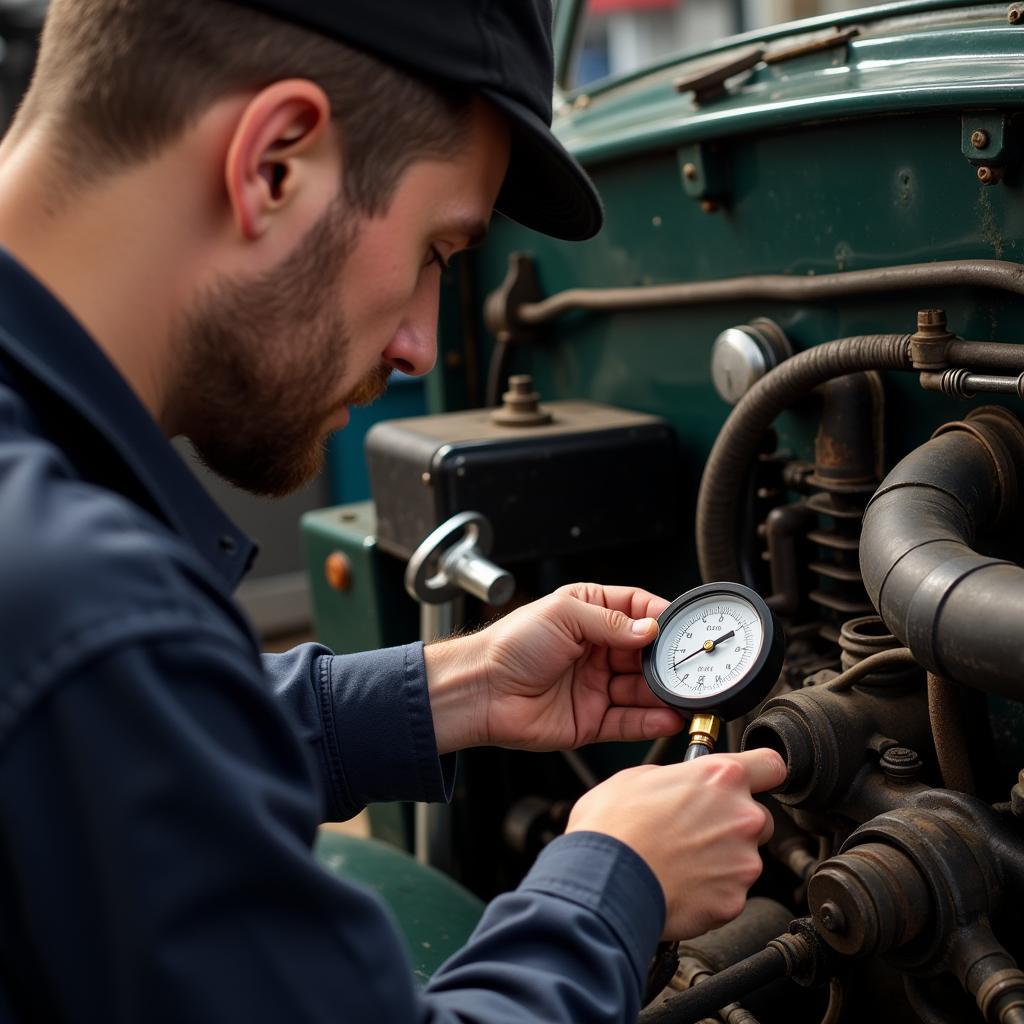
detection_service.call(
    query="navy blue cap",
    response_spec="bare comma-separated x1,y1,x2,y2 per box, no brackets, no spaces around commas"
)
233,0,603,241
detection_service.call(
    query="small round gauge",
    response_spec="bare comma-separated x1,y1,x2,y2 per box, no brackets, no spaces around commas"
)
643,582,783,721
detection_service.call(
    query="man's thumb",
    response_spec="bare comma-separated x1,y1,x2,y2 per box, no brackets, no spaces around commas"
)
630,616,659,639
570,599,659,646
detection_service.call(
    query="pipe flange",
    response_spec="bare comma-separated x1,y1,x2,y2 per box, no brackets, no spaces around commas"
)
932,407,1024,529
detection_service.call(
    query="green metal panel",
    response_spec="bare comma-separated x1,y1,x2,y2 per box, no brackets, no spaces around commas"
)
301,501,418,656
554,7,1024,163
315,831,484,981
555,0,1000,104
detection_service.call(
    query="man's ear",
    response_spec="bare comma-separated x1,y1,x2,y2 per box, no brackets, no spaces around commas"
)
224,79,336,241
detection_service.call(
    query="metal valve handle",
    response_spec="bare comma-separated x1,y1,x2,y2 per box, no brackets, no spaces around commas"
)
404,511,515,607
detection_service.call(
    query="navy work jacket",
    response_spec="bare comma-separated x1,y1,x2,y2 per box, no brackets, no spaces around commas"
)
0,250,663,1022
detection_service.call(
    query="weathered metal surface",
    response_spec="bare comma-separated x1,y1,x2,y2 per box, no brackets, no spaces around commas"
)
301,501,418,657
741,662,929,812
555,8,1024,164
364,400,679,563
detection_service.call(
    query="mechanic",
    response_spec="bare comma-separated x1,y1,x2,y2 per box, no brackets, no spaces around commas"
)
0,0,786,1020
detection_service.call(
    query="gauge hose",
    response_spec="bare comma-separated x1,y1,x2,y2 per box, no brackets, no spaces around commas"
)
696,334,913,583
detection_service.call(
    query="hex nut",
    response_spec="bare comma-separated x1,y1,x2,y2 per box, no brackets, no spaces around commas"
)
819,901,847,934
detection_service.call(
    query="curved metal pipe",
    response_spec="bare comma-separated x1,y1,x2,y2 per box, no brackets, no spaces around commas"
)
859,407,1024,699
516,260,1024,326
696,334,913,583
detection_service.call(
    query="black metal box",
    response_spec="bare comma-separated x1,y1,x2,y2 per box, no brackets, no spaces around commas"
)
365,401,679,562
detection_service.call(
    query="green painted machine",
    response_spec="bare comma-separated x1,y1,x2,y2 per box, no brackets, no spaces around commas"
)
306,3,1024,1019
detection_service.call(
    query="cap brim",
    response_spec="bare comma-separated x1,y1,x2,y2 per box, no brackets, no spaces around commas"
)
483,90,604,242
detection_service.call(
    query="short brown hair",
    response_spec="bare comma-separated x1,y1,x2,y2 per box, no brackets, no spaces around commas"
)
16,0,472,213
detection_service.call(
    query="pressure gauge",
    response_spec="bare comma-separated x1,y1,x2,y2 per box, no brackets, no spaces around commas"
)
643,582,783,757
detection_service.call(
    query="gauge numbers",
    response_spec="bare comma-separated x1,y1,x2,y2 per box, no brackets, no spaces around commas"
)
643,582,782,718
655,595,764,699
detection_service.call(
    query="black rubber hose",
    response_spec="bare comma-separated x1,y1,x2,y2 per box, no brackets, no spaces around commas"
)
696,334,913,583
859,409,1024,698
638,947,787,1024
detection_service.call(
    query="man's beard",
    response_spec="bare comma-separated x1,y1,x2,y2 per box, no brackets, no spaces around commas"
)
175,201,390,497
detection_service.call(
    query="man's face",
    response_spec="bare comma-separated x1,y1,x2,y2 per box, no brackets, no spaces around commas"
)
181,101,509,496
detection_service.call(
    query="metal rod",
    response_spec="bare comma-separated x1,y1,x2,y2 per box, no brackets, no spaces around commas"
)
639,947,787,1023
561,749,599,789
515,260,1024,326
921,369,1024,400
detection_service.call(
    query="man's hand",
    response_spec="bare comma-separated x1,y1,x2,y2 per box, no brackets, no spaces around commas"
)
566,749,786,939
424,583,685,754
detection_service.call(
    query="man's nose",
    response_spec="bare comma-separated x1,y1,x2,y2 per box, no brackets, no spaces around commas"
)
382,278,441,377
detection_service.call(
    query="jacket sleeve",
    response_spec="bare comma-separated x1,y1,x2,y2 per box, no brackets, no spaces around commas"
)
264,641,456,820
0,633,663,1024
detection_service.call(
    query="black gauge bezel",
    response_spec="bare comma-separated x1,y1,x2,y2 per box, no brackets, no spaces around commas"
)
642,581,783,721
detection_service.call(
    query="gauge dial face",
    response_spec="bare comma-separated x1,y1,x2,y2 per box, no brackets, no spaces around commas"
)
654,594,764,700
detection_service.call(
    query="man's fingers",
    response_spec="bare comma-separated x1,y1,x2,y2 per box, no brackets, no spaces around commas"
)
594,707,685,743
607,646,645,675
728,748,789,793
607,674,670,708
558,583,670,623
566,597,659,649
757,804,775,846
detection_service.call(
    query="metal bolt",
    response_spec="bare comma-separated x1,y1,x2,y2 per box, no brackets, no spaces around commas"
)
420,471,432,486
971,129,990,150
700,199,720,214
1012,769,1024,818
491,373,552,427
682,162,699,182
1009,2,1024,24
818,901,847,935
917,309,947,332
977,165,1002,185
881,746,923,781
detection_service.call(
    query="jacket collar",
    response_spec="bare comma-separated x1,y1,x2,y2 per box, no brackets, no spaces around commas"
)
0,249,256,590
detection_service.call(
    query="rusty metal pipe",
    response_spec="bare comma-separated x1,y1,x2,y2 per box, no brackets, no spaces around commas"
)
860,407,1024,698
947,339,1024,372
639,947,787,1024
697,335,913,583
927,673,976,795
515,260,1024,326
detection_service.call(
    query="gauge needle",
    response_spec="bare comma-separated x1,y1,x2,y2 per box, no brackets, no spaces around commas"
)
673,630,736,669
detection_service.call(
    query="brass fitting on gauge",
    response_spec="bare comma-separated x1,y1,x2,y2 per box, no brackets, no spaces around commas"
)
688,713,721,748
